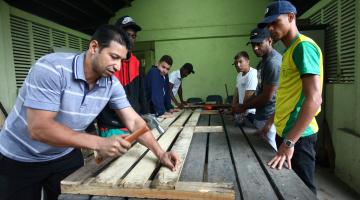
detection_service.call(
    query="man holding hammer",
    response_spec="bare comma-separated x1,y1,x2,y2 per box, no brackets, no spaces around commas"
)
0,25,179,200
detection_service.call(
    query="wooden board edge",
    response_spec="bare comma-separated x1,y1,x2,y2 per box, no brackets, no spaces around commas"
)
61,181,235,200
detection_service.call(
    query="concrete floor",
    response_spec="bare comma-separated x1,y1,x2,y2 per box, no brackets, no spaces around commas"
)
316,166,360,200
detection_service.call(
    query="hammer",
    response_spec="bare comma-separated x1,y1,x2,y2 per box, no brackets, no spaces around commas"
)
94,115,164,164
141,114,165,134
95,126,150,164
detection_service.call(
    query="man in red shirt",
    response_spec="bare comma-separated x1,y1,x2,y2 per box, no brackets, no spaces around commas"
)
97,16,149,137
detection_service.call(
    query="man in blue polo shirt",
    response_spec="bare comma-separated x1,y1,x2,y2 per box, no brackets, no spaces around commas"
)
0,25,179,200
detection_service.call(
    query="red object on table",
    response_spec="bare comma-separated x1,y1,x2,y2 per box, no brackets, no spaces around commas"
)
203,104,213,110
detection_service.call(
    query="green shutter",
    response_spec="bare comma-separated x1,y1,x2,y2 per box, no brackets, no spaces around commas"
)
309,0,356,83
10,15,90,88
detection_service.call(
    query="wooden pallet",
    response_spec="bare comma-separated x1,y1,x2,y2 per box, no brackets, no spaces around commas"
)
61,110,316,200
61,109,235,200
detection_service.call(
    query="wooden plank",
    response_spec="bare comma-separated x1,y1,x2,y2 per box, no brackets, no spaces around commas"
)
201,110,219,115
171,109,193,127
179,115,209,182
184,109,202,126
157,117,165,122
208,114,240,200
63,128,164,186
240,125,317,200
61,181,235,200
93,130,161,186
222,115,277,200
151,110,202,189
194,126,224,133
161,110,184,129
120,126,182,188
152,126,195,189
61,156,114,186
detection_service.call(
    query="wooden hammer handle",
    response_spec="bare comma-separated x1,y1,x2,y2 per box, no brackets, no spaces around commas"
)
124,126,150,143
95,126,150,164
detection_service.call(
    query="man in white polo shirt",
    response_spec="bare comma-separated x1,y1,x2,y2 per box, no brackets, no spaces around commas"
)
169,63,195,108
232,51,258,123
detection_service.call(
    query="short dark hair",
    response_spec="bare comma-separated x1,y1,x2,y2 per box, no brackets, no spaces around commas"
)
234,51,249,60
159,55,173,66
90,25,131,51
181,63,194,74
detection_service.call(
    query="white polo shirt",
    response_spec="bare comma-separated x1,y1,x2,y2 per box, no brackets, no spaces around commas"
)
169,70,182,96
236,67,258,114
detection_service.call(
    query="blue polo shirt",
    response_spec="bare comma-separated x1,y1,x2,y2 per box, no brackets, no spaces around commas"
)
0,52,131,162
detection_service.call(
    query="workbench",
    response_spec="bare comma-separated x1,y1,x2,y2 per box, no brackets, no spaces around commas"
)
59,109,317,200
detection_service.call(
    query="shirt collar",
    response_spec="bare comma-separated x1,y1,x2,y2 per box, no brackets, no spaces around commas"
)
73,52,107,88
283,34,301,53
73,53,86,81
176,70,182,79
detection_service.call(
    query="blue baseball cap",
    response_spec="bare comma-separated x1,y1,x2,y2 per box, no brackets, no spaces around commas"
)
258,1,297,28
247,28,271,45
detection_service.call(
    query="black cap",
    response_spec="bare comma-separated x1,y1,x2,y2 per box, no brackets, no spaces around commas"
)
258,0,297,28
115,16,142,32
247,28,271,45
182,63,195,74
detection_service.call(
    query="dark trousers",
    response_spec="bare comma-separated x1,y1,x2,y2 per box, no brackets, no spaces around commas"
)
276,134,317,194
0,149,84,200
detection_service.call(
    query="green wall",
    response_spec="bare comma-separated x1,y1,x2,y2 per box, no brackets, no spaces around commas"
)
110,0,272,101
301,0,360,194
324,85,360,193
154,37,257,100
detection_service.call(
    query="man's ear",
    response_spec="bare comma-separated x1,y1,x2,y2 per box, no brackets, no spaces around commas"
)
288,13,296,23
88,40,99,54
268,37,273,46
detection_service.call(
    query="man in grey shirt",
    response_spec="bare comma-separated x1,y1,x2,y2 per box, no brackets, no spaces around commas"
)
238,28,282,150
0,25,179,200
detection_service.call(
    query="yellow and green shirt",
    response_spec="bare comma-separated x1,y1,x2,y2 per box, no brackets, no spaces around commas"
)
275,34,323,138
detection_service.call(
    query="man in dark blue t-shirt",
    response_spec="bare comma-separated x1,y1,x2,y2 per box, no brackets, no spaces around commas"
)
145,55,175,117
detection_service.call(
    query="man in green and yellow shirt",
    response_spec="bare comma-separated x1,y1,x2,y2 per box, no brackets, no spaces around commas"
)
258,1,323,194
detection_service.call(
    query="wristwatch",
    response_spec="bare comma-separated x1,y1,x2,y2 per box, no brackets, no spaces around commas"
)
283,138,295,148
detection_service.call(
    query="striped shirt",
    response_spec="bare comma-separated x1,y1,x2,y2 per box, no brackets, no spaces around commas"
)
0,52,131,162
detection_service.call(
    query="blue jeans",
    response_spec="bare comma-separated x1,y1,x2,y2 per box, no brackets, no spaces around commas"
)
276,134,317,194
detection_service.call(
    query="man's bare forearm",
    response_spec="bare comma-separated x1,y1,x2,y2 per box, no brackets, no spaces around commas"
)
27,109,101,150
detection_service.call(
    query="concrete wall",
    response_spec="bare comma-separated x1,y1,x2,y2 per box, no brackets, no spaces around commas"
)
110,0,272,101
